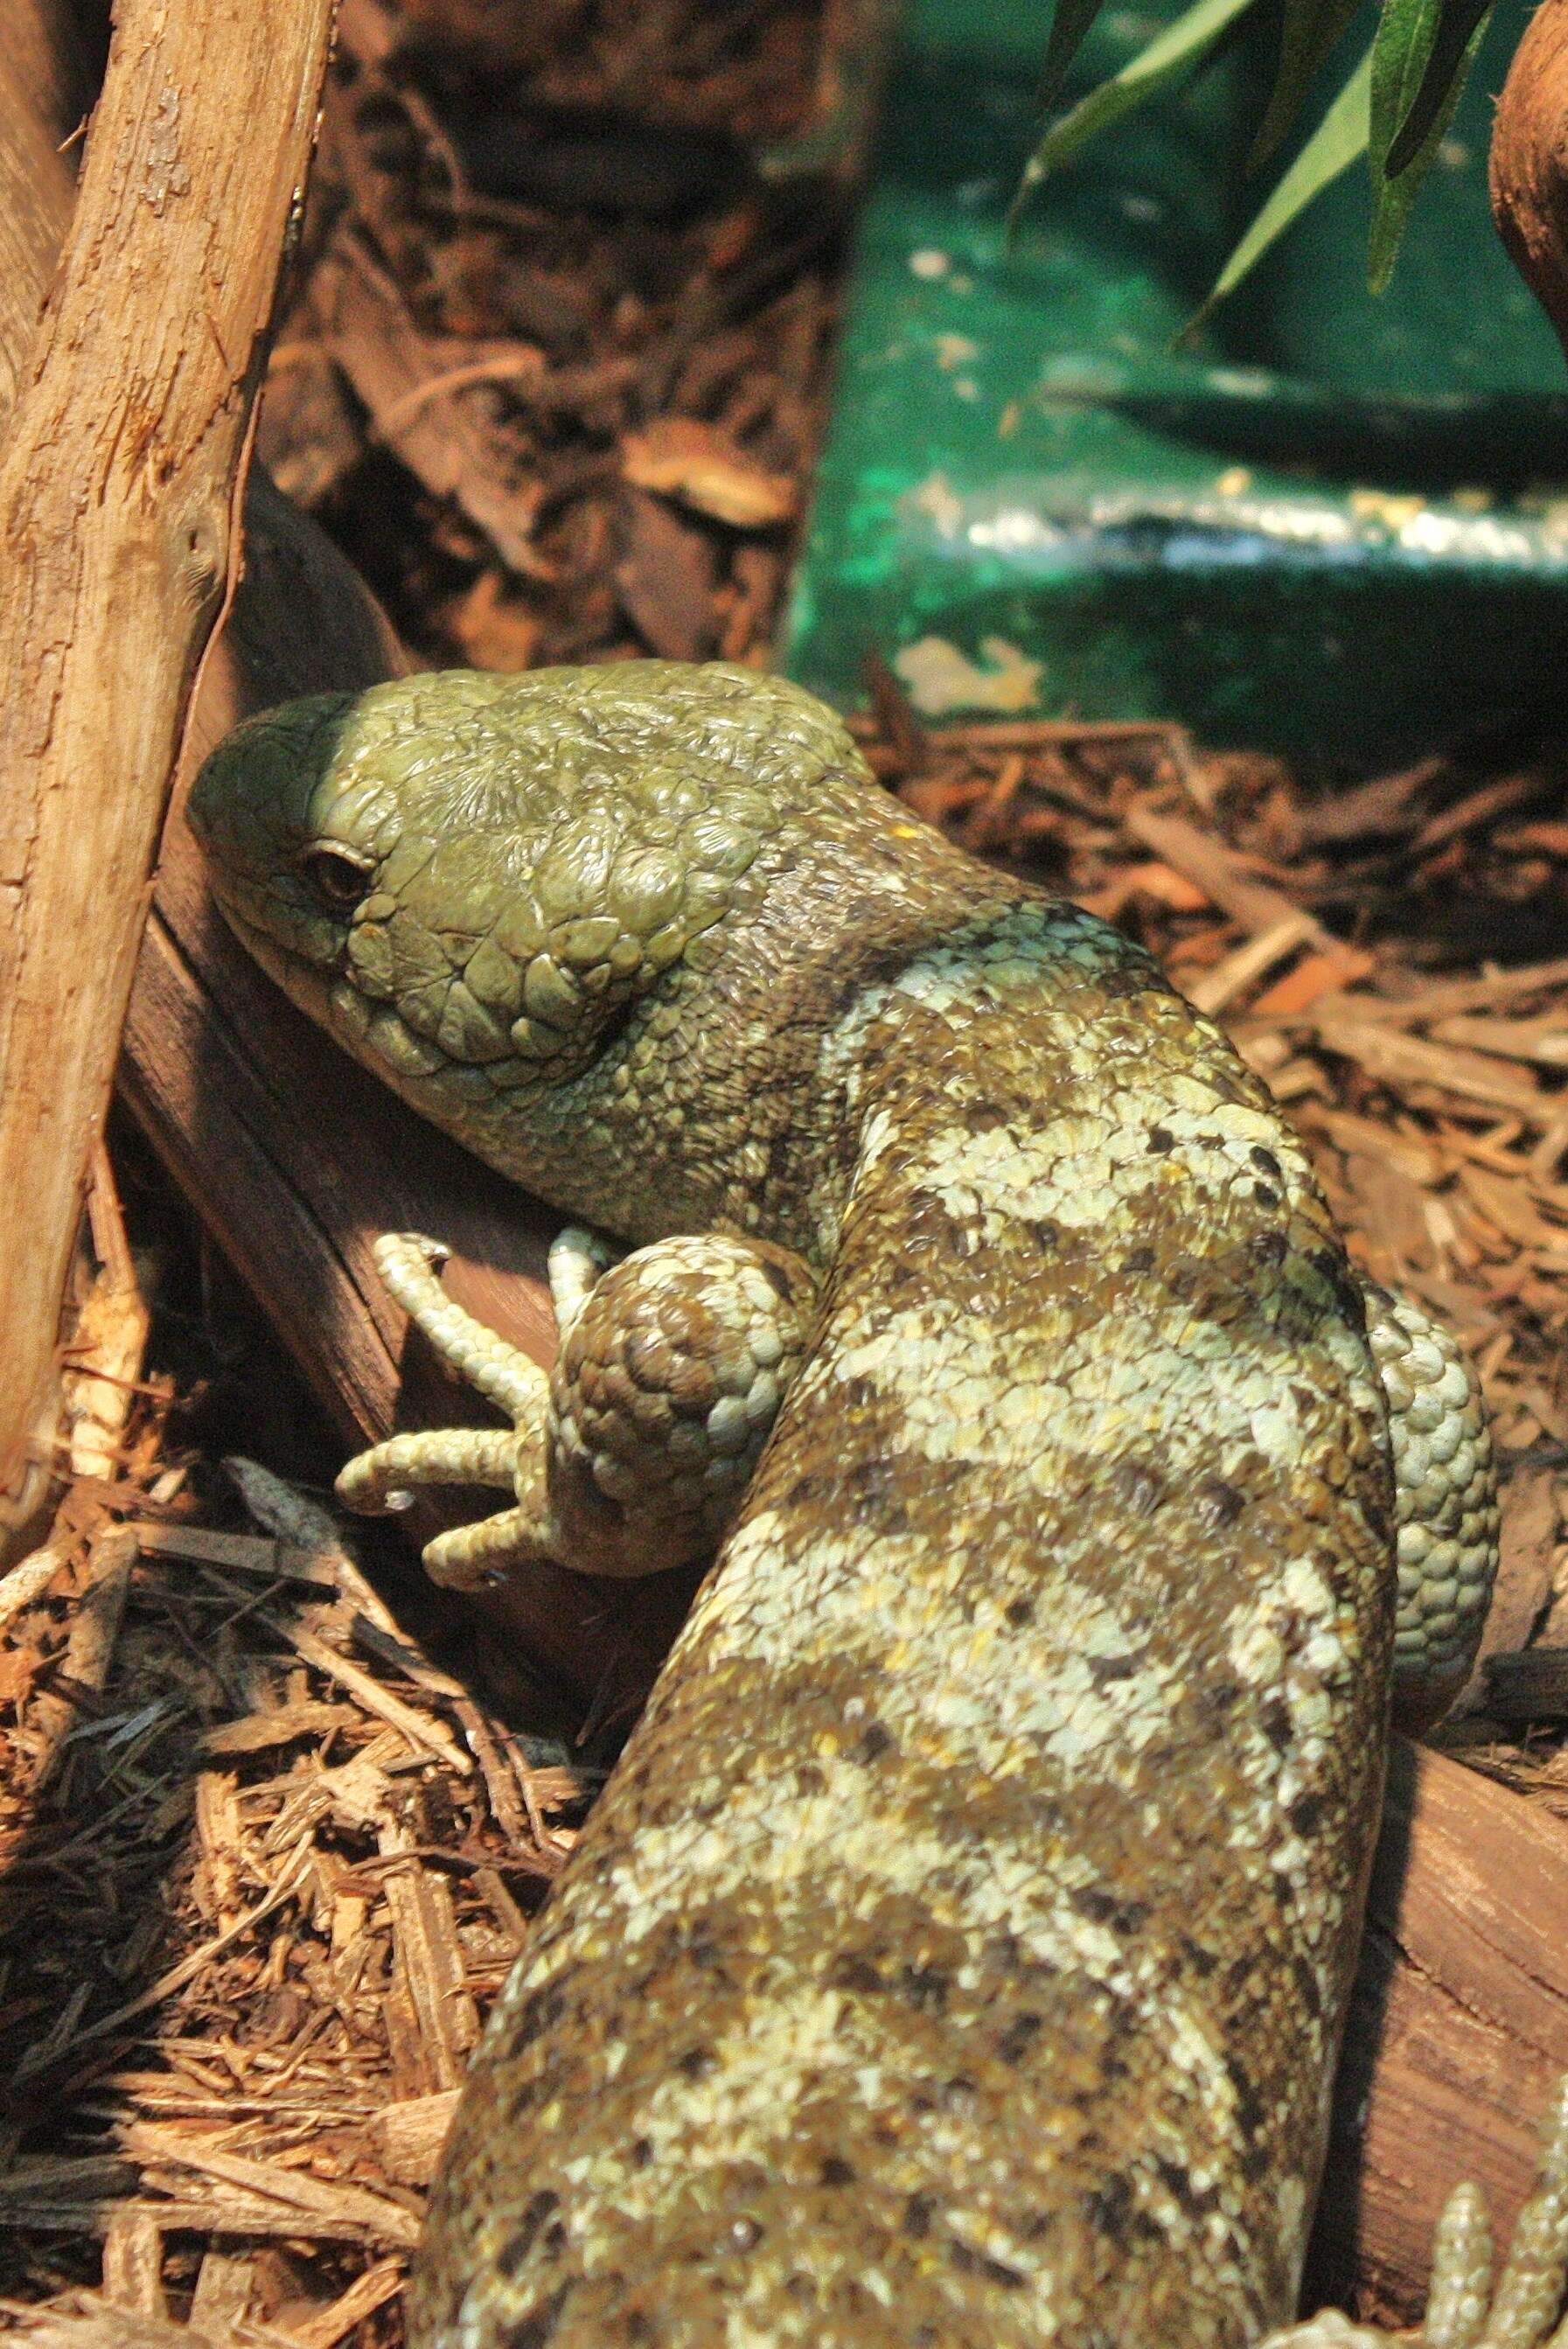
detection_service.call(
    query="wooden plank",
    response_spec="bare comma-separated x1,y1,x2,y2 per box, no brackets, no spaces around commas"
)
1310,1741,1568,2321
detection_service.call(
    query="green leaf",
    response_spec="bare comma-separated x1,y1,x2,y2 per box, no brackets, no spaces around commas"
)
1368,0,1493,289
1250,0,1365,169
1369,0,1445,178
1189,38,1373,330
1010,0,1259,227
1385,0,1492,171
1037,0,1113,111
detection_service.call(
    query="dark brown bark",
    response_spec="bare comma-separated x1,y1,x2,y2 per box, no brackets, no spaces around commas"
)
1492,0,1568,361
1310,1741,1568,2322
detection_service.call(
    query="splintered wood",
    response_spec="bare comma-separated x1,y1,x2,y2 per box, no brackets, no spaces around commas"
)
0,1447,587,2345
0,0,337,1495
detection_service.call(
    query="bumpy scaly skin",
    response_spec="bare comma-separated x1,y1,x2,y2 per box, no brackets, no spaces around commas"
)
340,1228,818,1586
352,1239,1485,1739
191,664,1481,2348
547,1230,817,1575
334,1233,554,1590
1368,1284,1499,1732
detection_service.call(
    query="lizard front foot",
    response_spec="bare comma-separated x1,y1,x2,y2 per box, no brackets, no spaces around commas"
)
337,1227,818,1588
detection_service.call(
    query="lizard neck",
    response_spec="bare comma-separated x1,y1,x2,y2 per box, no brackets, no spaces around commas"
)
450,806,1030,1259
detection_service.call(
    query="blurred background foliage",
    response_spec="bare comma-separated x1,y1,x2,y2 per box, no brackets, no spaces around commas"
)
1017,0,1511,311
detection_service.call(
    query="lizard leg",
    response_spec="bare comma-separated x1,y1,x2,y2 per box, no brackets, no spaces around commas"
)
544,1229,819,1579
1364,1282,1500,1735
337,1227,817,1589
422,1498,553,1592
1259,2076,1568,2348
336,1426,519,1514
417,1421,553,1592
372,1230,550,1424
337,1231,555,1583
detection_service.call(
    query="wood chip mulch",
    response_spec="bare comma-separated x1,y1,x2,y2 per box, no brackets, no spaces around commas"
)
7,0,1568,2341
259,0,841,676
1,1405,590,2349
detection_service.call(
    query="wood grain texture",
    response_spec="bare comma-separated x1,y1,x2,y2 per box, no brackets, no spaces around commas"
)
0,0,336,1489
0,3,85,415
1310,1741,1568,2321
0,2,95,1551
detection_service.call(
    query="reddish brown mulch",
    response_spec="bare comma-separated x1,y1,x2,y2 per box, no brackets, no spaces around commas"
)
260,0,840,675
6,1,1568,2341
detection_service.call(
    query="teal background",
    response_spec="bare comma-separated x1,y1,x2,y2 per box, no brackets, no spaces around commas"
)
781,1,1568,759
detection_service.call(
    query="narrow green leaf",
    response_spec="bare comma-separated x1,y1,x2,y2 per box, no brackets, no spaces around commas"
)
1188,39,1373,331
1369,0,1443,150
1369,0,1443,199
1010,0,1259,227
1368,0,1493,289
1037,0,1113,111
1386,0,1492,171
1250,0,1365,169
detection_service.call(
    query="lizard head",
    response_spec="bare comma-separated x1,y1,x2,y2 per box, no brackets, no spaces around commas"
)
188,661,861,1116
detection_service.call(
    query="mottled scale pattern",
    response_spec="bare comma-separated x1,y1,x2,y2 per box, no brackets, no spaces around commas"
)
548,1232,819,1578
336,1227,820,1587
1366,1283,1499,1729
190,664,1440,2347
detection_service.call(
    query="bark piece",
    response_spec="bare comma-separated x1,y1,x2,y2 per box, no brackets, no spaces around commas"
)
0,0,338,1492
1311,1742,1568,2321
622,416,796,527
315,234,547,576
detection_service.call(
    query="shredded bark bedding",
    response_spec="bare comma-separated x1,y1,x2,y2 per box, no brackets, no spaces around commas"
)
6,1,1568,2341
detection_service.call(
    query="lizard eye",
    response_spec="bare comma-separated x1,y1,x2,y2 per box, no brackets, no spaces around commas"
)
298,842,374,910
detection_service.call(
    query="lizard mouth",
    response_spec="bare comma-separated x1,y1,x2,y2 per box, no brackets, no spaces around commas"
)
216,893,519,1097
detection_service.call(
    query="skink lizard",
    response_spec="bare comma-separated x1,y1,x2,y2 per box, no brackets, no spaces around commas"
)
190,663,1523,2349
